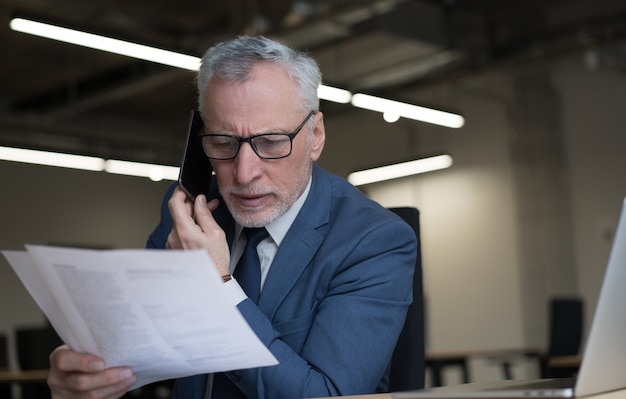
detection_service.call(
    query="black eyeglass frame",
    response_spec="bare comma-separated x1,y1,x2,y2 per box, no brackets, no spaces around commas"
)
198,110,316,160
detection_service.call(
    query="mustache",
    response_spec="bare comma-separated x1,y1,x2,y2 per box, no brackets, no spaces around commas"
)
221,185,275,197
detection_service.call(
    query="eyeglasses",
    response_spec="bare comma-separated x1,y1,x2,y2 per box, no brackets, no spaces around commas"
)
198,111,316,160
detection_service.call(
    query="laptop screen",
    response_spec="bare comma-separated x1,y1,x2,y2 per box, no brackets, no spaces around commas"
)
574,197,626,396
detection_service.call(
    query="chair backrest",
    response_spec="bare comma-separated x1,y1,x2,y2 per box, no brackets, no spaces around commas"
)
0,333,7,369
547,297,584,358
0,334,10,399
387,207,426,391
16,324,63,369
13,324,63,398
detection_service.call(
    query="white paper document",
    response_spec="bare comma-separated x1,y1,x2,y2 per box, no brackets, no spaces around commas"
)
2,245,278,389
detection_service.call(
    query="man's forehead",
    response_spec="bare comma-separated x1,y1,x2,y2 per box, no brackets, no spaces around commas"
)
210,61,292,85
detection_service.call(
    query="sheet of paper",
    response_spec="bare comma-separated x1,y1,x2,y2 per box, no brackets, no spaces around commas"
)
2,245,278,389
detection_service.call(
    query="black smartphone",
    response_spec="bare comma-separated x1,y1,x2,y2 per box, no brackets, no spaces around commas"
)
178,110,213,200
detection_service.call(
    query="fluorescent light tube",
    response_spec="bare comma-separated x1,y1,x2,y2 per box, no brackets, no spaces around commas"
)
351,93,465,128
104,160,179,181
10,18,201,71
317,85,352,104
0,146,181,181
0,146,105,171
347,155,453,186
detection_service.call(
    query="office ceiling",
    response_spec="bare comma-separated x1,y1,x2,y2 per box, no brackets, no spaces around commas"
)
2,0,626,167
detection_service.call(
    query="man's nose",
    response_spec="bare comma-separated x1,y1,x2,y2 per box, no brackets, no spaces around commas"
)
233,142,262,183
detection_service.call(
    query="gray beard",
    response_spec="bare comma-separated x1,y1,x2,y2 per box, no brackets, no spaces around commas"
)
220,165,311,228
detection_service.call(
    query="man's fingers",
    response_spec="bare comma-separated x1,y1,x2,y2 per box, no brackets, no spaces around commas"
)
167,187,194,226
193,195,219,231
49,373,136,399
193,196,227,245
61,367,135,391
51,345,105,372
48,345,136,399
166,187,230,273
167,187,202,249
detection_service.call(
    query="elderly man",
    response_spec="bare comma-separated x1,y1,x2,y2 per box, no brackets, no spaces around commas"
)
48,35,417,399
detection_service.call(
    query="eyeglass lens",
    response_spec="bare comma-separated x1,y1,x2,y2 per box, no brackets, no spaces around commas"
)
200,111,314,160
202,134,293,159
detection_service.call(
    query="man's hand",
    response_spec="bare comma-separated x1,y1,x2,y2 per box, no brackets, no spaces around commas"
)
48,345,136,399
166,186,231,276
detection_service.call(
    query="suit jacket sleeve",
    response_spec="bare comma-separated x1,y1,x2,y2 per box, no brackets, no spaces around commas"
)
146,182,176,249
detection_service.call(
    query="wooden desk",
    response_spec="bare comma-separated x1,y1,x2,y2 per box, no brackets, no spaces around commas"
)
548,355,581,369
0,369,49,383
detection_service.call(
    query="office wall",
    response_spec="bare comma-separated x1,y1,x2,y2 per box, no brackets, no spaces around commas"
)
0,162,172,367
367,91,522,350
554,57,626,323
358,76,526,382
363,54,626,381
1,50,625,382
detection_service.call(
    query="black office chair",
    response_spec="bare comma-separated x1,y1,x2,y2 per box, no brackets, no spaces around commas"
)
15,324,64,399
541,297,584,378
0,333,11,398
387,207,426,391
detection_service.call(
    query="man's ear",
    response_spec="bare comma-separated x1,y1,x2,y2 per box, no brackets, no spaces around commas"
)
310,111,326,162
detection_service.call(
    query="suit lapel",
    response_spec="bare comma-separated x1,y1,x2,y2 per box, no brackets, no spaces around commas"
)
257,165,330,316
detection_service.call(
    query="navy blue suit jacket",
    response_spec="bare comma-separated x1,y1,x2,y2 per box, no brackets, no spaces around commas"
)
146,164,417,399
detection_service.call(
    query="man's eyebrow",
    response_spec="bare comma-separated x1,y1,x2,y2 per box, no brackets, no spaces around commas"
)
204,124,291,135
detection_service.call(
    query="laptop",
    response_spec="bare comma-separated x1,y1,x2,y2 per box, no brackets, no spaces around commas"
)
393,197,626,399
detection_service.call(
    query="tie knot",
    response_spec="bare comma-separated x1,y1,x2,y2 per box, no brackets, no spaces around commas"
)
244,227,269,247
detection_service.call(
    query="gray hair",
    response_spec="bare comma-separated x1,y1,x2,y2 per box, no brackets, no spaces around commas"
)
196,36,321,114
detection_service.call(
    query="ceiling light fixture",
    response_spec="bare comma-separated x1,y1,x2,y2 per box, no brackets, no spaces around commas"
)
9,17,465,126
104,159,179,182
347,154,453,186
0,146,105,171
351,94,464,128
317,85,352,104
0,146,179,181
10,18,201,70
